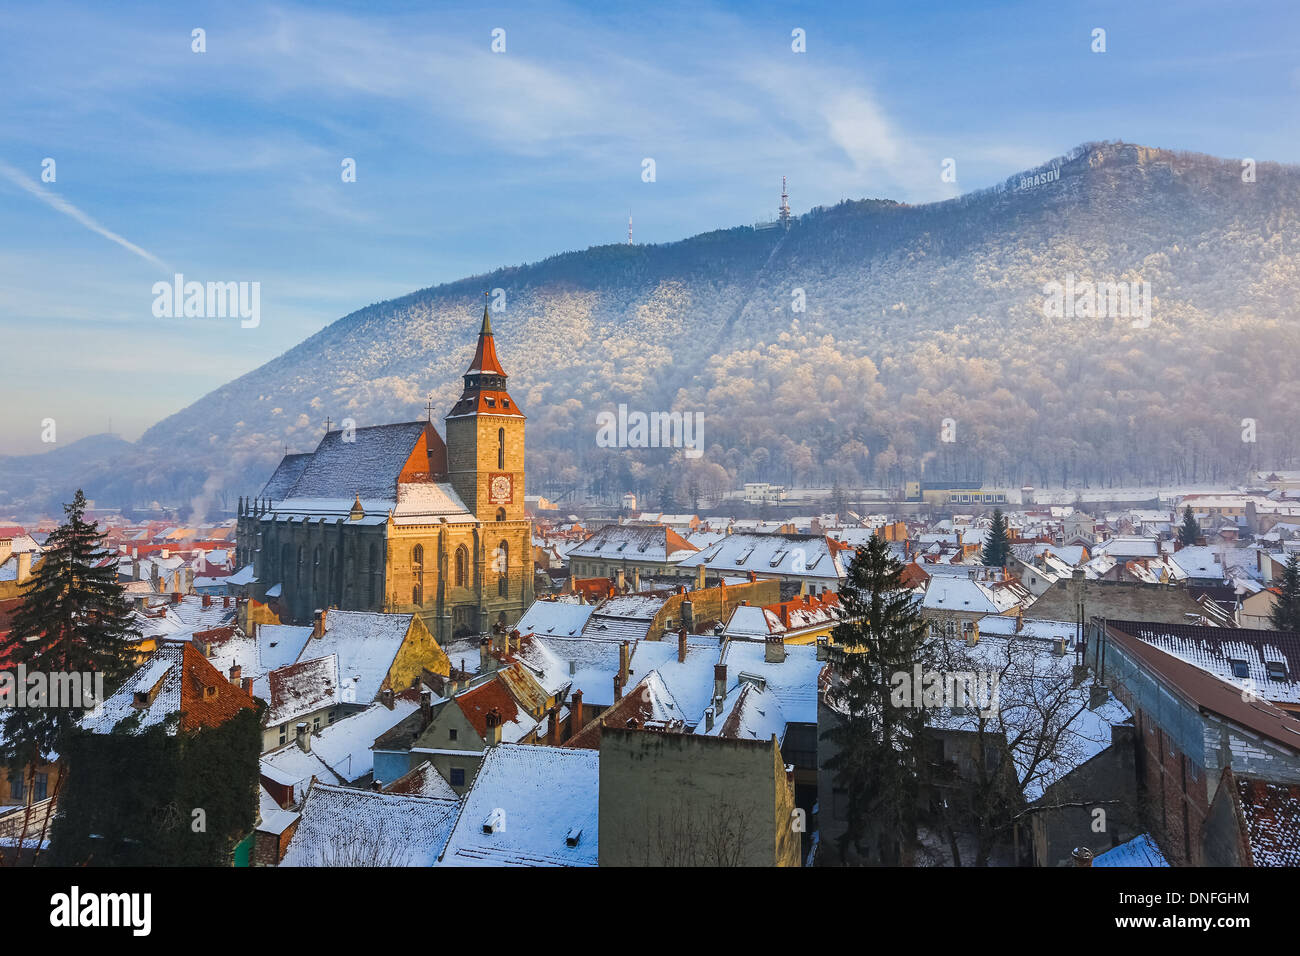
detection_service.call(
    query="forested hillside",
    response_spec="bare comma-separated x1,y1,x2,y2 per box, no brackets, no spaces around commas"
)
9,141,1299,516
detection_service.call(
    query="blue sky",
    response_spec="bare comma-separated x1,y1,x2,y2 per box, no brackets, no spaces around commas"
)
1,0,1296,454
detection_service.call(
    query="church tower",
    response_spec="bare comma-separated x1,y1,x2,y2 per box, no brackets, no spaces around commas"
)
445,297,526,522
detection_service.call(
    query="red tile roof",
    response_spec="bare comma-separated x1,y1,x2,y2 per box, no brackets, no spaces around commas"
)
455,678,521,740
179,643,258,731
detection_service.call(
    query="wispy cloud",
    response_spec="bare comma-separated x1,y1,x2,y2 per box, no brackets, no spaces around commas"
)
0,160,169,270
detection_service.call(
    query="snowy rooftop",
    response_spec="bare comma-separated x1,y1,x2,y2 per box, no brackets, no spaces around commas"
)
281,782,458,867
296,609,413,704
440,743,599,867
720,641,821,725
678,533,847,581
1093,834,1170,867
515,599,596,638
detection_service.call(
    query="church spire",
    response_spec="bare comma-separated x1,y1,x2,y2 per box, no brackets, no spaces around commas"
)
465,292,506,383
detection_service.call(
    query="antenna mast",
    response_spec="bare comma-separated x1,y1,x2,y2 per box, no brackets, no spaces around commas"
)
628,211,633,245
779,176,791,229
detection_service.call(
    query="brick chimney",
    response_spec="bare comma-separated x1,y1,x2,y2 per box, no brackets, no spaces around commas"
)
765,632,786,664
616,568,626,592
547,707,560,744
479,637,493,674
484,707,503,745
419,690,431,723
202,593,213,609
678,628,688,664
570,690,583,730
312,609,326,639
681,598,695,633
172,591,183,605
696,563,706,590
381,687,394,710
15,550,31,583
295,722,311,753
613,672,624,702
618,641,630,690
241,677,253,695
632,568,641,592
713,663,727,707
228,664,241,685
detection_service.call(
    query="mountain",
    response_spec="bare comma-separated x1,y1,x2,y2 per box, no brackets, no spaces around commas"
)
23,141,1300,517
0,433,134,515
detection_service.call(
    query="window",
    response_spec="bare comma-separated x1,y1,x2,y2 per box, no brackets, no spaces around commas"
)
1267,660,1288,681
9,772,24,803
497,427,505,470
496,507,506,522
497,541,509,597
449,728,458,741
1229,659,1249,679
455,546,468,588
33,773,47,802
450,767,466,787
412,545,424,606
313,715,321,730
279,723,288,745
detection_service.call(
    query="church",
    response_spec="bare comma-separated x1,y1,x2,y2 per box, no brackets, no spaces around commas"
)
234,301,533,643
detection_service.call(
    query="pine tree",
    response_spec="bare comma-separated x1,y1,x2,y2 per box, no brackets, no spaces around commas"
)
822,533,934,864
982,509,1010,567
0,491,138,860
1179,506,1200,547
1271,554,1300,632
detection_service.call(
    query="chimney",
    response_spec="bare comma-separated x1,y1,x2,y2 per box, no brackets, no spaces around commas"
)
713,664,727,707
202,593,213,609
1071,847,1094,867
616,568,626,592
1053,637,1067,657
295,722,311,753
479,637,492,673
228,664,241,686
816,637,829,661
1089,683,1109,710
172,591,183,605
312,609,326,639
419,690,431,724
381,687,394,710
704,705,715,733
696,563,705,590
15,550,31,583
241,677,253,695
678,628,688,664
613,672,624,702
570,690,583,731
765,632,786,664
223,595,231,608
632,568,641,592
548,707,560,744
618,641,630,689
484,707,503,745
681,598,695,633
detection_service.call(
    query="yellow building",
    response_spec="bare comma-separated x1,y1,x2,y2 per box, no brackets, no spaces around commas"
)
236,303,534,643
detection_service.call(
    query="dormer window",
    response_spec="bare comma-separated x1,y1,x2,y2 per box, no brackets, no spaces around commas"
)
485,397,496,407
1229,659,1249,679
1266,661,1288,681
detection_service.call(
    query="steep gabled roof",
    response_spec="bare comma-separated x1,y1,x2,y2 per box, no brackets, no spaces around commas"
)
265,422,445,501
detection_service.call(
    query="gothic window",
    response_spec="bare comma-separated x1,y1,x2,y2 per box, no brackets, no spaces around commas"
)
496,507,506,522
313,546,321,591
296,545,304,586
328,548,339,604
497,540,509,598
497,428,505,470
368,542,378,608
412,544,424,606
455,546,468,588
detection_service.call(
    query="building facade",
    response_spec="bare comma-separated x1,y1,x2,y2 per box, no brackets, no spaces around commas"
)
235,304,533,643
